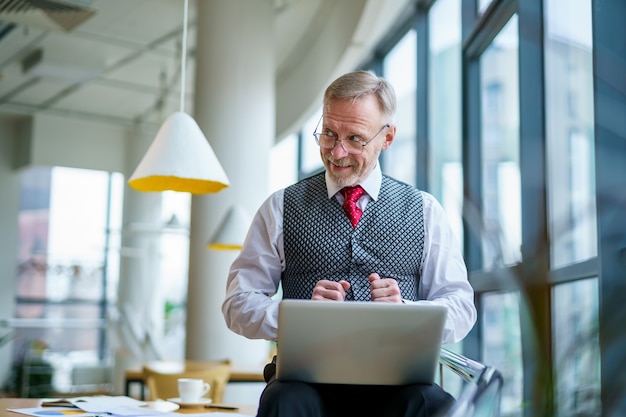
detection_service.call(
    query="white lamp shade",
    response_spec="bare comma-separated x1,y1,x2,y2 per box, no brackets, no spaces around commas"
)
128,111,230,194
208,206,252,250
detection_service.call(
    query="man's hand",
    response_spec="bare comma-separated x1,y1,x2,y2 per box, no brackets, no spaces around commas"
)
368,273,402,303
312,279,351,301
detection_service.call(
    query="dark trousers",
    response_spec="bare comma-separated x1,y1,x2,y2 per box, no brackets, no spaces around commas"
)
256,374,454,417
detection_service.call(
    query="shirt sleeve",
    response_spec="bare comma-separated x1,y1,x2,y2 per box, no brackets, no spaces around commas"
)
221,190,285,341
407,191,477,345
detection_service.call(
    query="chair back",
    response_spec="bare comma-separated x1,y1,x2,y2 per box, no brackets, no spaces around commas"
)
142,359,231,403
439,348,503,417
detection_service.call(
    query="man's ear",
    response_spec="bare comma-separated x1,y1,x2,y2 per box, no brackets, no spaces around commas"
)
381,125,396,151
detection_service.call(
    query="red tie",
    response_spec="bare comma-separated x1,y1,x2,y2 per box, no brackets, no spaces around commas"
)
341,186,365,229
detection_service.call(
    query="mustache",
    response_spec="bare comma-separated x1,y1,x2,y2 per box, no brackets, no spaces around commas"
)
326,156,353,167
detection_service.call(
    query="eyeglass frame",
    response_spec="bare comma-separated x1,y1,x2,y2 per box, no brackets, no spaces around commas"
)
312,116,390,155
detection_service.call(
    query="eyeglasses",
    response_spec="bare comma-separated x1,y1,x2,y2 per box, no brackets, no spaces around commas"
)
312,116,389,155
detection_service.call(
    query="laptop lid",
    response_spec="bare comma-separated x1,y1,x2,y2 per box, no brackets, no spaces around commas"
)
276,299,447,385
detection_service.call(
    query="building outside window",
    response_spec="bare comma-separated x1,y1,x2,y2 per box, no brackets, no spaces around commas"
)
14,166,123,395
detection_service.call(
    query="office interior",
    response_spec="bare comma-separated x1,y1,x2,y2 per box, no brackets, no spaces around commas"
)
0,0,624,416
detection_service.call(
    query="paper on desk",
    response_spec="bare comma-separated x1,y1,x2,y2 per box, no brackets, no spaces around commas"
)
40,396,147,413
9,409,254,417
9,407,173,417
8,407,95,417
175,413,254,417
34,396,167,417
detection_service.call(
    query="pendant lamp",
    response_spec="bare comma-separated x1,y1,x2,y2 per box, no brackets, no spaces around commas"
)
207,206,252,251
128,0,229,194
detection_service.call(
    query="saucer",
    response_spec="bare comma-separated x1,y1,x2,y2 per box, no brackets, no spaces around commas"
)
143,400,180,412
166,398,213,408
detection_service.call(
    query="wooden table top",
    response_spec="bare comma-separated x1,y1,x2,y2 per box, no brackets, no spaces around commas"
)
0,398,257,416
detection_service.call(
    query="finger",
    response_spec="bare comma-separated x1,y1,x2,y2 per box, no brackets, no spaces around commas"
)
316,279,337,289
368,273,381,283
312,287,344,301
370,278,402,303
312,280,347,301
339,280,351,291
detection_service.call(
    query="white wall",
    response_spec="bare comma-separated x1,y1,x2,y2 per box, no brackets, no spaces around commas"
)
20,113,136,173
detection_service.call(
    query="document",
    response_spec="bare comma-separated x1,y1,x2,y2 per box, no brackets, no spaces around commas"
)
8,408,94,417
9,396,165,417
40,396,147,412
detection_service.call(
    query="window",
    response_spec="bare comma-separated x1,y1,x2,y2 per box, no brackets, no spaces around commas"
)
158,191,191,359
382,29,417,186
553,278,600,416
482,291,523,416
429,0,463,248
544,0,596,269
15,166,123,393
270,134,298,192
479,16,521,268
300,108,324,175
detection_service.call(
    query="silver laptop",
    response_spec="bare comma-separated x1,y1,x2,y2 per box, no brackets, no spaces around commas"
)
276,299,447,385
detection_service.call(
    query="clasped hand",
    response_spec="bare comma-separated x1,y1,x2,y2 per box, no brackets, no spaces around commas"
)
311,273,402,302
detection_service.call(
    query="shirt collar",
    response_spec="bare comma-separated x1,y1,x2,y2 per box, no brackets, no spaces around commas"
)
325,164,382,201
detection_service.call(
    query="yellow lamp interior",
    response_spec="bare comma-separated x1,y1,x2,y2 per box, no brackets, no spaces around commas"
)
128,175,229,194
207,242,243,251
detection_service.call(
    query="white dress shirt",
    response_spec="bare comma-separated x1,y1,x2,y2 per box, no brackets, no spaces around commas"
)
222,165,477,345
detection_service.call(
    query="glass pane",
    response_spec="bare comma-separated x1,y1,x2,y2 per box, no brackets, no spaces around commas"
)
105,173,124,302
301,108,324,174
270,133,299,193
159,191,191,359
12,303,105,395
14,304,104,355
429,0,463,249
18,167,52,300
479,16,521,268
544,0,597,269
553,278,600,416
15,166,123,387
482,291,523,416
48,167,112,301
18,167,120,302
478,0,494,14
382,28,417,186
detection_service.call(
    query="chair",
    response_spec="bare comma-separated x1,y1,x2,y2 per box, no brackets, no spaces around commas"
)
438,347,504,417
142,359,231,404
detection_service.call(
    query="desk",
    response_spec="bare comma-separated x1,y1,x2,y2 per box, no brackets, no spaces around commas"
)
124,365,265,400
0,398,257,416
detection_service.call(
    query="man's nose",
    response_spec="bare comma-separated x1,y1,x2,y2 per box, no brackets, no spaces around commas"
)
330,140,349,157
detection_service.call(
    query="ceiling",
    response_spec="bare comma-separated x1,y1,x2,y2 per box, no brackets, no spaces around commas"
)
0,0,412,138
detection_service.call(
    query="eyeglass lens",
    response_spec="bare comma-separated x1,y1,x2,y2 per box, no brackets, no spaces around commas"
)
316,135,364,154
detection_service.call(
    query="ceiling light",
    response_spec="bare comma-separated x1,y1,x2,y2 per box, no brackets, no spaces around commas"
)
128,0,229,194
207,206,252,251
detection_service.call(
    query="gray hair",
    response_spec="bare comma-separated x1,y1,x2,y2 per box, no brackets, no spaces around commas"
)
324,70,396,122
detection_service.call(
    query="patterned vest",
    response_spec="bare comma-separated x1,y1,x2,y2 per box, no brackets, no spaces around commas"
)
282,173,425,301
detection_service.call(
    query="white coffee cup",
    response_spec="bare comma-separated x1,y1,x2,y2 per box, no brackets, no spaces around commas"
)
177,378,210,402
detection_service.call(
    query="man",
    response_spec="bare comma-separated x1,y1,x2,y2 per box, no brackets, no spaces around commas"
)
222,70,476,417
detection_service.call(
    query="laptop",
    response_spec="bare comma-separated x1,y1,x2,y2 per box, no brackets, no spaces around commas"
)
276,299,447,385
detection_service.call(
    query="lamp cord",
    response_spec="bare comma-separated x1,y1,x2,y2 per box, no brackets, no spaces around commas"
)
180,0,189,113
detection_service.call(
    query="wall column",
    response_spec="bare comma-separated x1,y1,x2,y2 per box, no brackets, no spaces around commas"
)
185,0,274,367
